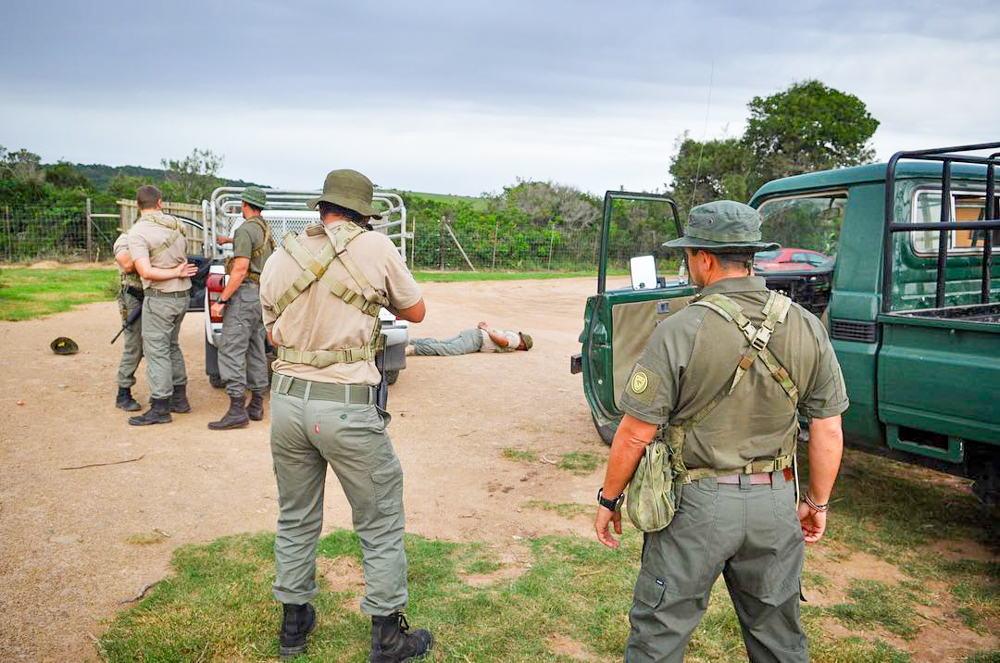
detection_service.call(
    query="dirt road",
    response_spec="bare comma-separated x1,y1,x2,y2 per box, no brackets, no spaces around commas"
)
0,277,610,661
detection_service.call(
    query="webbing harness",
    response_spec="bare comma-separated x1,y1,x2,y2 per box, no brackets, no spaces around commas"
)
273,223,390,368
661,290,800,483
226,216,275,280
146,215,186,259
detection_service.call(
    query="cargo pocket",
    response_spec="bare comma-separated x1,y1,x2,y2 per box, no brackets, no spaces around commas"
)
633,568,667,609
371,456,403,515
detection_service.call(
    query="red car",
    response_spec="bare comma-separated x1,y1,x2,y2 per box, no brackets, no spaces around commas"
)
754,248,831,272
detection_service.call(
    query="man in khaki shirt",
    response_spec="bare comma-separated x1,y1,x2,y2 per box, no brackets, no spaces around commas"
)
259,169,433,661
125,185,197,426
112,231,144,411
594,201,847,662
406,321,533,356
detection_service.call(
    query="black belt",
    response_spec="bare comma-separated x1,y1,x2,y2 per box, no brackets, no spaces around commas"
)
271,374,376,405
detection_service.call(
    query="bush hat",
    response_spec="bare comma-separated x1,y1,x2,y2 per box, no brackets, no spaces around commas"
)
50,337,79,355
662,200,780,252
519,332,533,351
240,186,267,210
306,169,383,219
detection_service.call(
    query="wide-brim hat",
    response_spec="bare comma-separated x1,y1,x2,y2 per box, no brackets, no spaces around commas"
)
519,332,533,351
306,169,383,220
240,186,267,209
50,337,79,355
662,200,780,252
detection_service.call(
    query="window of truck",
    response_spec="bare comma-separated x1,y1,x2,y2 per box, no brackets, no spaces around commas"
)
757,191,847,256
911,189,1000,256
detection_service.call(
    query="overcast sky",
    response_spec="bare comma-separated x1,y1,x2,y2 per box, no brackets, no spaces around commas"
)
2,0,998,197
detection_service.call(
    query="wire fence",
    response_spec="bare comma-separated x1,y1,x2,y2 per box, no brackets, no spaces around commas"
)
410,216,678,273
0,203,121,263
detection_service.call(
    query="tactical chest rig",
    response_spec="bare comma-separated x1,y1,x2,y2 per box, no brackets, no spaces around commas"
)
272,223,389,367
226,216,275,285
147,214,186,261
626,290,800,532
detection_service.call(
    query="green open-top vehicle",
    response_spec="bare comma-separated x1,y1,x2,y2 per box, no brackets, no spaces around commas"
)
573,142,1000,505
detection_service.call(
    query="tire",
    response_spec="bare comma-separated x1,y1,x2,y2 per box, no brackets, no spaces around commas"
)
592,413,618,446
385,370,399,386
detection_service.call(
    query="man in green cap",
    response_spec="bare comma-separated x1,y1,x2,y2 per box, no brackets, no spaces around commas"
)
405,320,532,356
259,169,434,661
127,185,197,426
209,186,275,429
593,200,848,662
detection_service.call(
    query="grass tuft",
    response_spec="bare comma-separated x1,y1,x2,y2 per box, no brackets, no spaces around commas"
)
522,500,591,519
827,579,920,639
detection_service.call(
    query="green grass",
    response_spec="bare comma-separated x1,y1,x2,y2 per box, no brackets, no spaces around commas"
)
412,269,626,282
827,579,920,638
99,528,919,663
502,448,604,475
0,267,119,320
967,652,1000,663
502,447,538,463
522,500,591,519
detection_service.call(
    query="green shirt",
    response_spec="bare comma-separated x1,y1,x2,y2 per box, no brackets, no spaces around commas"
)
232,216,273,275
621,276,848,471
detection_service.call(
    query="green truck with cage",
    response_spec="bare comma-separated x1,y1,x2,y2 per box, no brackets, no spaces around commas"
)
572,142,1000,505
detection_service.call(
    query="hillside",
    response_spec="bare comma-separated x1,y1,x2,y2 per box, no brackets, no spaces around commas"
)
63,162,264,190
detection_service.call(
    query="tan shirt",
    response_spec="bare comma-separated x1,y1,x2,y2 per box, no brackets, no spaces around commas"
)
113,233,141,288
260,222,422,385
620,276,848,471
479,329,520,353
126,212,191,292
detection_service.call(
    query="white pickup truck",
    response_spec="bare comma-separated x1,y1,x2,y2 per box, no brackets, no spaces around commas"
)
201,187,412,398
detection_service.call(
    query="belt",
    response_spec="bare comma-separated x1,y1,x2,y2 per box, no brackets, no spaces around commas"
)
123,285,144,299
144,288,190,298
243,272,261,284
715,467,794,485
272,374,376,405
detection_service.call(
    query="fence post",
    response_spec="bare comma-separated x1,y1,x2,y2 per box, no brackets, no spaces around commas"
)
491,217,499,270
547,224,556,271
410,215,416,267
85,198,93,262
444,222,477,272
4,205,10,263
439,217,445,271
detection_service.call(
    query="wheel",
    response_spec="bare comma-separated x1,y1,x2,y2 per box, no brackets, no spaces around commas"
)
385,370,399,386
592,413,618,446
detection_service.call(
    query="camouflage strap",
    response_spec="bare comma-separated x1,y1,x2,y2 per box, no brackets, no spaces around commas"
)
666,291,799,484
147,215,185,259
247,215,275,260
277,318,385,368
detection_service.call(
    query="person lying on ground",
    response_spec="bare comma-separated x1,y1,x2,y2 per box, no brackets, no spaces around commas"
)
406,321,533,356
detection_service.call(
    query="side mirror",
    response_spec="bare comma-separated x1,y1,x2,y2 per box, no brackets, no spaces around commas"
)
630,254,657,290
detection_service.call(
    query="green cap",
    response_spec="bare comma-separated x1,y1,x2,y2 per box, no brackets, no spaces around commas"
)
662,200,780,252
50,337,79,355
240,186,267,210
306,169,383,219
519,332,533,351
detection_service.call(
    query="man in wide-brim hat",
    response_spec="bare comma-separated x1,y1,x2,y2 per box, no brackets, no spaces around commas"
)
259,169,433,661
593,200,848,662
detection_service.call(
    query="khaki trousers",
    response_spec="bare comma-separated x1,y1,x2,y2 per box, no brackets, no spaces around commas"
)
140,293,189,400
410,328,482,356
218,282,269,399
116,290,144,389
269,381,407,614
626,470,807,663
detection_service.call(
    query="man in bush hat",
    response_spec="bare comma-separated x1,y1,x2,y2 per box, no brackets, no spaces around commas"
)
593,200,848,662
259,169,433,661
208,186,275,429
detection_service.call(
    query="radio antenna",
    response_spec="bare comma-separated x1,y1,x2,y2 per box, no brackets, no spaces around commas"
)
689,60,715,212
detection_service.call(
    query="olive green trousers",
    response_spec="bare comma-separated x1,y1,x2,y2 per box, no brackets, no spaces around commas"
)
626,470,807,663
140,292,189,400
116,290,144,389
218,282,269,399
269,382,408,615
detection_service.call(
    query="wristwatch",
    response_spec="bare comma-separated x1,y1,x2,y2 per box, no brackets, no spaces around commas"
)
597,487,624,512
217,299,229,306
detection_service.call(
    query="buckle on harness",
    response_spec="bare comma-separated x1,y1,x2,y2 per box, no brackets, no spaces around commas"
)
751,327,772,350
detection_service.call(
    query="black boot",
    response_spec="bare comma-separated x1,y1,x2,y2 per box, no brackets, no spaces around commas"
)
247,390,266,421
115,387,141,412
169,384,192,413
128,398,172,426
280,603,315,659
370,613,434,663
208,395,249,430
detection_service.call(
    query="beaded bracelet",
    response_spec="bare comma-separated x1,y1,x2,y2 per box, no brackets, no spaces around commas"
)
803,493,829,513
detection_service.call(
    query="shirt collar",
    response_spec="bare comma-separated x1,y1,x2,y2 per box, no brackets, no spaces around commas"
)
696,275,767,299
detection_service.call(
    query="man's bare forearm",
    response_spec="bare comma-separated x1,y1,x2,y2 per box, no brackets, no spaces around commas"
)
221,258,250,300
806,415,843,504
601,415,659,497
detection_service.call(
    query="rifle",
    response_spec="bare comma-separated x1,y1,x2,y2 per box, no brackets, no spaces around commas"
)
374,337,389,410
110,299,143,344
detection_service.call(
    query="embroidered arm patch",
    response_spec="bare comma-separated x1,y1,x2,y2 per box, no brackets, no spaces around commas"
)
625,363,661,406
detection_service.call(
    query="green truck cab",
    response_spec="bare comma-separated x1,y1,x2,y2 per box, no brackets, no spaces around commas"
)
573,142,1000,504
